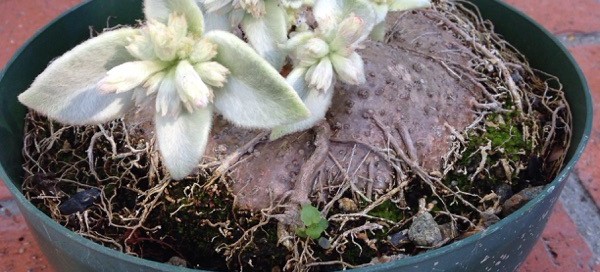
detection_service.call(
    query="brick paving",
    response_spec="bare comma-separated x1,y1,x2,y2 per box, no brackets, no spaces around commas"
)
0,0,599,271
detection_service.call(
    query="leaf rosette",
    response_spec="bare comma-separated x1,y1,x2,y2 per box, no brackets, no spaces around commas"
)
18,0,309,180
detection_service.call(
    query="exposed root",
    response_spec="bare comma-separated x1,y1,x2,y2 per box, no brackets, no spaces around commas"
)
203,131,269,188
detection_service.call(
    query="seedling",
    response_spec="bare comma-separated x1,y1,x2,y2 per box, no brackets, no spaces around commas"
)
296,204,329,239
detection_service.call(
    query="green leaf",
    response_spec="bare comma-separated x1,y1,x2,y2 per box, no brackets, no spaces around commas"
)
155,106,213,180
305,226,323,239
317,217,329,230
144,0,204,35
296,228,308,238
241,0,289,70
204,30,310,128
18,28,138,125
300,204,322,226
305,218,329,239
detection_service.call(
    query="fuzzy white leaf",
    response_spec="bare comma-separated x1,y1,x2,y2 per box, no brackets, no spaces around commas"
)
313,0,341,29
133,87,154,109
18,28,138,125
204,30,309,128
286,67,309,98
241,0,288,70
201,0,234,13
155,106,213,180
214,76,308,128
144,0,204,35
370,22,387,41
230,9,246,26
389,0,431,11
203,11,233,31
270,86,334,139
372,1,389,24
144,71,166,95
313,0,377,35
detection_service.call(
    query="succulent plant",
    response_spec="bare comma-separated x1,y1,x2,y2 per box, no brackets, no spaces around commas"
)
270,0,431,139
18,0,432,180
18,0,309,180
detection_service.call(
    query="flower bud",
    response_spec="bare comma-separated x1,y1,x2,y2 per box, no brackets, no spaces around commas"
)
126,31,154,60
306,57,334,92
175,61,214,111
330,16,365,52
240,0,266,17
304,38,330,59
195,62,230,88
189,39,218,63
330,52,365,85
156,71,182,117
98,61,165,93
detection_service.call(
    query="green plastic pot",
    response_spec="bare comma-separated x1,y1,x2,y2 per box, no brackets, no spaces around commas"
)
0,0,591,271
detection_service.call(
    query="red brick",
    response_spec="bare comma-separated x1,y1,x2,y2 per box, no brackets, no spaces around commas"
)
569,45,600,208
504,0,600,34
0,0,80,69
520,203,596,271
0,200,53,271
0,1,78,271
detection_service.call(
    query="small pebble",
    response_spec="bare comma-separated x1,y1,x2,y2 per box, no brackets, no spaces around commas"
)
167,256,188,267
58,188,101,215
408,211,443,247
318,237,331,249
338,198,358,212
388,230,409,246
502,186,543,216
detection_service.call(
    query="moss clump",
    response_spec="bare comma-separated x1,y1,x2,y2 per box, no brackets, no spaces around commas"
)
447,112,534,193
368,200,405,222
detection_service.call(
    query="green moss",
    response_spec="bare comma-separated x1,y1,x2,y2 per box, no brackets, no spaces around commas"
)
368,200,404,222
447,111,533,193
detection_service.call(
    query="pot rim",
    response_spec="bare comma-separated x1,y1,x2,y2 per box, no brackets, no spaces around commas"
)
0,0,592,271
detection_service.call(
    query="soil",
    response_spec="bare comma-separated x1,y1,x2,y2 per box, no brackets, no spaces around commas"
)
20,2,571,271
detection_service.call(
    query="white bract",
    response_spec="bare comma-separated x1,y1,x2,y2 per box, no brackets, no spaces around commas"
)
270,0,377,139
18,0,309,180
199,0,298,70
270,0,431,139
